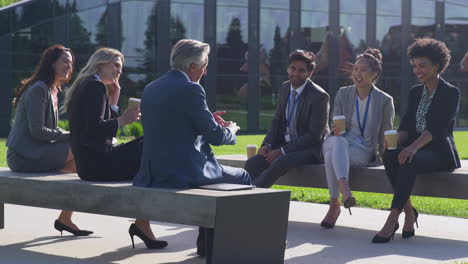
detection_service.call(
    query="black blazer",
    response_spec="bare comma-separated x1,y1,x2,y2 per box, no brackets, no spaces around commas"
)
263,79,330,160
399,77,461,170
69,76,119,154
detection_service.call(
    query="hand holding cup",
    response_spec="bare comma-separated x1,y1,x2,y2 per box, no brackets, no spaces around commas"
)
333,115,346,136
118,106,140,127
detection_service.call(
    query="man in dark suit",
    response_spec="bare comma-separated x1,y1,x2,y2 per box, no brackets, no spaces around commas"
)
133,39,251,256
245,49,330,188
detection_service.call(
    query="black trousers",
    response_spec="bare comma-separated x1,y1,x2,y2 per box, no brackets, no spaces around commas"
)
244,149,320,188
75,137,143,182
383,148,443,211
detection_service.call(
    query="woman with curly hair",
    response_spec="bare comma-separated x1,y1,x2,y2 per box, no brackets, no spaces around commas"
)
372,38,461,243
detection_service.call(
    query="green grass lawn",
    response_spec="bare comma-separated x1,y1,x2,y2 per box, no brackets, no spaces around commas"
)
212,132,468,218
1,131,468,218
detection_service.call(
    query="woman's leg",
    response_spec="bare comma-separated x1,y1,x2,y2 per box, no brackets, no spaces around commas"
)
340,145,373,199
322,150,341,225
59,149,76,173
391,149,442,210
134,219,156,240
382,148,403,190
321,136,348,225
57,210,77,229
328,136,352,201
402,199,417,233
323,137,341,199
377,149,442,238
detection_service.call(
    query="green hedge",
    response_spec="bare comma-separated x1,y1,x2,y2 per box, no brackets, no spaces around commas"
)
58,119,143,138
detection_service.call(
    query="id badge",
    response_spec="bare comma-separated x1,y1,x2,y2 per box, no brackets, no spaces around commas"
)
285,134,291,143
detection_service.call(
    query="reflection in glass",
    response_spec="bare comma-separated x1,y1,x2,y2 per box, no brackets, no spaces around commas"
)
340,0,366,88
445,0,468,127
121,0,159,107
216,0,248,130
301,0,328,91
376,0,401,126
12,0,54,31
170,0,203,44
411,0,435,39
67,0,107,12
259,0,289,130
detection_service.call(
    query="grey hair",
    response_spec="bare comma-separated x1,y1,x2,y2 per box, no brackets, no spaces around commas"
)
170,39,210,71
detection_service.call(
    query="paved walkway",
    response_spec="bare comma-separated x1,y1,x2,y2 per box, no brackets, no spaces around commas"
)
1,201,467,264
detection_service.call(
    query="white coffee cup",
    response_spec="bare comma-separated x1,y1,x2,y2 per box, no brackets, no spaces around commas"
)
384,130,398,150
128,97,141,109
333,115,346,135
246,144,258,159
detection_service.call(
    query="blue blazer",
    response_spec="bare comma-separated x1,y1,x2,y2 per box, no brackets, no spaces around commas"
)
133,70,236,188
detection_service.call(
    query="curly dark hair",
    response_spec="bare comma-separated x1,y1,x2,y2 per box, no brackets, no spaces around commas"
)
288,49,315,72
407,38,451,73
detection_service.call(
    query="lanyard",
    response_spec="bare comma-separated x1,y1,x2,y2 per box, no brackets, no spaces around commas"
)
286,91,300,127
355,92,371,137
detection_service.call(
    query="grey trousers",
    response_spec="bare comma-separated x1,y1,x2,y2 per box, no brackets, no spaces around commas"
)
244,149,320,188
322,136,372,199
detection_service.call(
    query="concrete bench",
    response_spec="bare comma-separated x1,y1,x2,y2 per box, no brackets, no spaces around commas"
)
217,155,468,200
0,167,290,264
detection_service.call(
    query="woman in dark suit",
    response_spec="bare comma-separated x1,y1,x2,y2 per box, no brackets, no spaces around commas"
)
373,38,461,243
6,44,92,236
63,47,167,249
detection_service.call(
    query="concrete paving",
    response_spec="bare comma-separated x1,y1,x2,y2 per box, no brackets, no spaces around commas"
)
0,201,467,264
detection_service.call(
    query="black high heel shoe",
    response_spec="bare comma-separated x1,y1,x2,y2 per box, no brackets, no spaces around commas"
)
129,223,168,249
320,210,341,229
402,208,419,239
343,196,356,215
54,220,93,236
372,223,399,243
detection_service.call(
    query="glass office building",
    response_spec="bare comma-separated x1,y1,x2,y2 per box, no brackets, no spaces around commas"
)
1,0,468,136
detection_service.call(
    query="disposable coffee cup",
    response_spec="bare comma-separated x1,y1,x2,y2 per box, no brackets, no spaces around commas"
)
384,130,398,150
128,97,141,109
333,115,346,135
246,144,258,159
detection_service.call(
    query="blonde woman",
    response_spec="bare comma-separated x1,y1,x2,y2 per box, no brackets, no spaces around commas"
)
63,48,167,249
63,48,142,181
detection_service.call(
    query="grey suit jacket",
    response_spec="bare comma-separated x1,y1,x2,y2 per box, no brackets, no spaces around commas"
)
6,81,69,159
263,79,330,160
332,85,394,164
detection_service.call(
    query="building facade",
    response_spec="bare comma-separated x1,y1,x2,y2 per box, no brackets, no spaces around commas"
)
0,0,467,136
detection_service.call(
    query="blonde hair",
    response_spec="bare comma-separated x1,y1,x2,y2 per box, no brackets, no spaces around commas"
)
61,47,124,113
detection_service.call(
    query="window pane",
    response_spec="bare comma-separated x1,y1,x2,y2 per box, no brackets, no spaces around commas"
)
12,0,54,31
216,0,248,130
445,0,468,127
411,0,435,39
340,0,366,88
376,0,402,126
259,0,289,130
170,0,204,44
121,0,159,104
301,0,329,91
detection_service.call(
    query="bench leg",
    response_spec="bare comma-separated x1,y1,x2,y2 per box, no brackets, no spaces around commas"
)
0,203,4,229
206,191,290,264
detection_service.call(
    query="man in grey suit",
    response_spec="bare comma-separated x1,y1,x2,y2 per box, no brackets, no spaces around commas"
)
133,39,251,256
245,50,330,188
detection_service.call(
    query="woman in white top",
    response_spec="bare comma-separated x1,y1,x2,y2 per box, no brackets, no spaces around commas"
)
320,48,395,228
